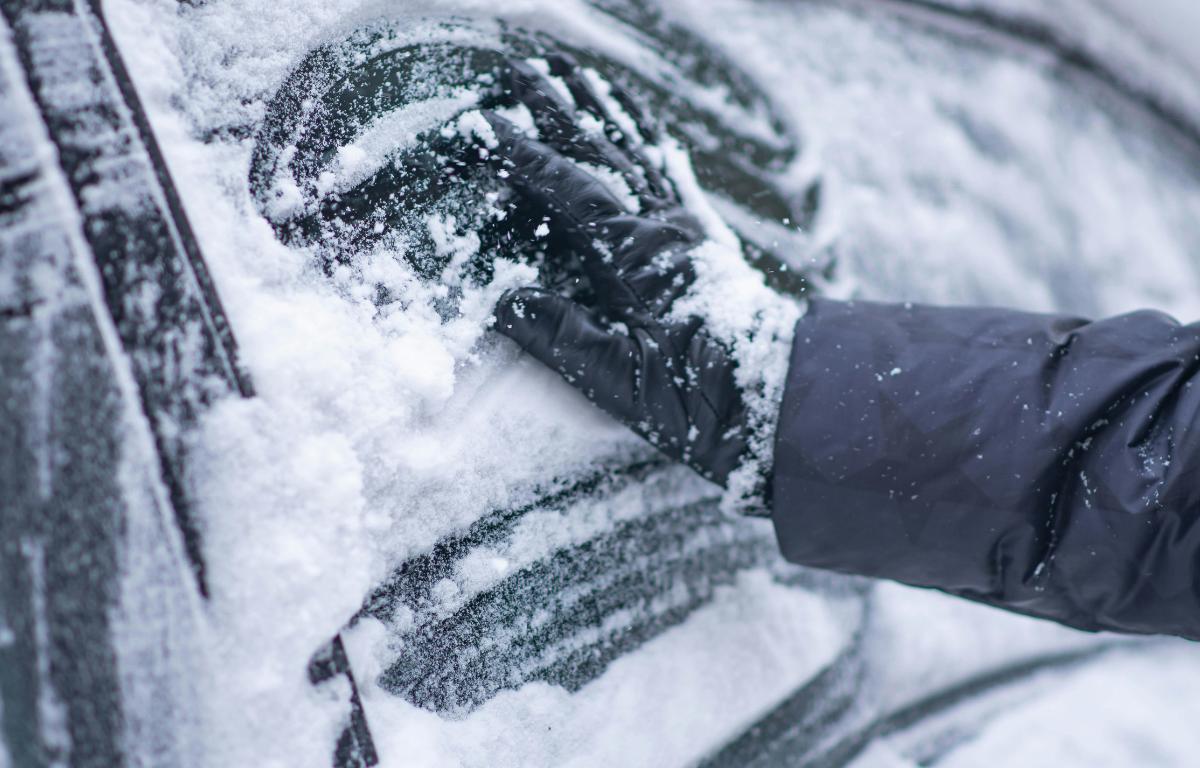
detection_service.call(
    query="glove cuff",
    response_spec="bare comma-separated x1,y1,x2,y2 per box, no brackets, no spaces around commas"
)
664,239,804,515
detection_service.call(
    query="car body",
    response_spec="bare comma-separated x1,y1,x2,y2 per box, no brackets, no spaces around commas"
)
2,0,1199,766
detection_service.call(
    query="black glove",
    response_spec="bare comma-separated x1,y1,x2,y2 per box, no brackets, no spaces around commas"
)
483,55,796,507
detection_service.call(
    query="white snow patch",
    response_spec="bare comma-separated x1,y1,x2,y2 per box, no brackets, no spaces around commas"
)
360,569,857,767
318,89,480,196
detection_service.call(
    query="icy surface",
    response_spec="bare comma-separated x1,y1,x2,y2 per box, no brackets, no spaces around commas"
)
100,0,1200,765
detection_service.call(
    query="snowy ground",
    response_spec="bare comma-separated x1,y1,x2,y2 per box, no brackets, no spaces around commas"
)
99,0,1200,765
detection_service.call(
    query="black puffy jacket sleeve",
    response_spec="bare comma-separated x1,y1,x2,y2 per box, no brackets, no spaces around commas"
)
771,298,1200,639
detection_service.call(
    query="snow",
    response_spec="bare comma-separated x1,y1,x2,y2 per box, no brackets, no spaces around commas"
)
21,540,72,765
674,0,1200,320
1108,0,1200,77
319,89,481,196
923,645,1200,767
95,0,1200,765
355,570,856,767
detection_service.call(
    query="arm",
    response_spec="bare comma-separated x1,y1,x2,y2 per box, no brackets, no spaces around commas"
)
469,54,1200,640
772,298,1200,639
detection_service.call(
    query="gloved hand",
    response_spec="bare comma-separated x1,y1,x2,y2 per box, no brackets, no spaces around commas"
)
480,54,800,510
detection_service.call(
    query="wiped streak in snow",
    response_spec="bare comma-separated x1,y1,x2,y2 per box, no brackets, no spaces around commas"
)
314,89,481,197
19,539,72,767
355,570,859,767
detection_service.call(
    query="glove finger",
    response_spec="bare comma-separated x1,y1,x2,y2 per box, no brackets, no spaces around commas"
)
505,57,657,207
484,112,626,226
541,54,671,206
482,115,703,324
502,61,626,178
495,288,741,484
584,66,679,206
503,58,580,143
545,54,676,207
484,114,642,311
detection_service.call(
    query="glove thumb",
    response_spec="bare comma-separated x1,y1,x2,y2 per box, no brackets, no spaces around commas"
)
494,287,644,421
